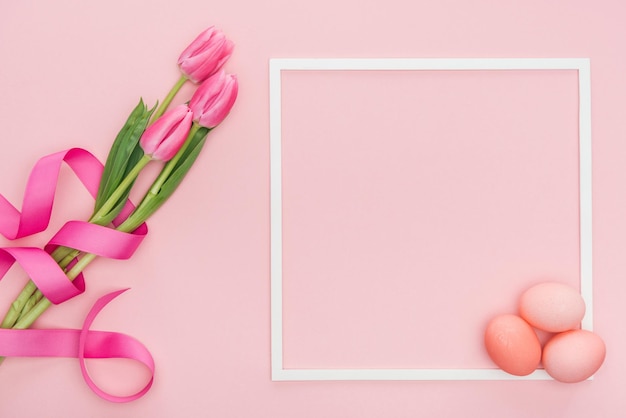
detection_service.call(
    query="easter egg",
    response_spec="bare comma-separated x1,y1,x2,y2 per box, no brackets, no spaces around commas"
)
519,282,585,332
484,314,542,376
542,330,606,383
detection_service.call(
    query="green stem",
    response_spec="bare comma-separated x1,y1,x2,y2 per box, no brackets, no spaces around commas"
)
151,75,188,122
58,249,81,269
0,281,37,328
16,289,42,321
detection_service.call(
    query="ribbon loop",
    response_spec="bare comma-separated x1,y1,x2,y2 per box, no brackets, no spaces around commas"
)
0,148,147,304
0,148,104,240
0,247,85,304
0,290,155,402
79,289,155,402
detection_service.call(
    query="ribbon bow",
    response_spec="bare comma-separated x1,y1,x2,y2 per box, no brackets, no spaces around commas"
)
0,148,154,402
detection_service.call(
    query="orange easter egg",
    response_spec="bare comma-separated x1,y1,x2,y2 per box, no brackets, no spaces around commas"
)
484,314,542,376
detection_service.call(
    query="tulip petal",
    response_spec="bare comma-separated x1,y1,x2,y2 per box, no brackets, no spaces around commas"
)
151,111,193,161
189,72,238,128
177,26,216,62
139,105,193,161
177,26,234,83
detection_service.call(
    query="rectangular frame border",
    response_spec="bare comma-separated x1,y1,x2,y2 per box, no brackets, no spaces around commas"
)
270,58,592,381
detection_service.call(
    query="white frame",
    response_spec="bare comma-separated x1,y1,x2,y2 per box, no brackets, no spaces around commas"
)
269,58,593,381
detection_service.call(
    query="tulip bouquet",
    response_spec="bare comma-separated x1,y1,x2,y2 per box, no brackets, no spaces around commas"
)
0,26,237,389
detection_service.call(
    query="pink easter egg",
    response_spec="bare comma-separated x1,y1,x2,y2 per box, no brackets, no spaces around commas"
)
542,330,606,383
484,314,542,376
519,282,585,332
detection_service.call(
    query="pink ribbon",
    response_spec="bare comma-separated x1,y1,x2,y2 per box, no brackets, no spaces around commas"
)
0,289,154,402
0,148,155,401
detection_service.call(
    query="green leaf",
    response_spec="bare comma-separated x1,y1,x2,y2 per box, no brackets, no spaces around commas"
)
95,145,146,226
156,126,210,204
93,99,156,221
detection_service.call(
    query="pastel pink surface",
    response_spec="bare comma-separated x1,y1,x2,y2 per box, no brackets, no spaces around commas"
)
281,69,579,369
1,1,626,418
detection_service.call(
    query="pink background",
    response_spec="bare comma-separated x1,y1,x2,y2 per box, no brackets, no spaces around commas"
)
281,69,581,369
0,1,625,417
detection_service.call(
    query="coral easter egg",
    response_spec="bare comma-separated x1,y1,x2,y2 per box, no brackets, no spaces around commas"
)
519,282,585,332
484,314,542,376
542,330,606,383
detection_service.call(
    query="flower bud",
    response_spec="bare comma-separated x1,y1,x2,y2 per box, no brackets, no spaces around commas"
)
178,26,234,84
189,71,238,128
140,105,193,161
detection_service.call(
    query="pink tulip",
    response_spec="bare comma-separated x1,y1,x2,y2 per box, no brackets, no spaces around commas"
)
178,26,234,84
140,105,193,161
189,71,238,128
